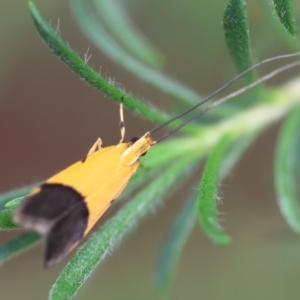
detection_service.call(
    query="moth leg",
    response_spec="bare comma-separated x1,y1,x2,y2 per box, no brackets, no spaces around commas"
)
86,138,103,157
119,97,125,143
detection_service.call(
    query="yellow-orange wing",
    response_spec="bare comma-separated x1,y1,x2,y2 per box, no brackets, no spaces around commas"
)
14,143,139,267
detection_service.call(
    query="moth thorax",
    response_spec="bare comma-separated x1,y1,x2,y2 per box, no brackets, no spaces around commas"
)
121,133,153,166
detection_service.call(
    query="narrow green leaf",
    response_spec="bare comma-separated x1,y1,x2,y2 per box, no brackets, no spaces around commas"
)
72,0,204,105
295,117,300,198
0,232,40,264
273,0,298,37
275,106,300,233
223,0,254,83
5,197,25,210
197,135,232,244
95,0,164,67
155,191,197,293
154,133,255,293
0,184,35,208
49,155,197,300
0,209,18,230
28,1,168,125
257,0,300,51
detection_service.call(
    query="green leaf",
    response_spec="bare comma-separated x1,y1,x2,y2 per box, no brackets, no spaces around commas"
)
0,184,35,209
0,232,40,264
5,197,25,210
295,119,300,198
197,135,232,244
257,0,300,51
27,1,168,125
0,209,18,230
273,0,298,37
223,0,254,83
154,133,256,293
275,106,300,233
49,155,197,300
95,0,164,67
72,0,204,105
0,184,37,230
154,191,197,293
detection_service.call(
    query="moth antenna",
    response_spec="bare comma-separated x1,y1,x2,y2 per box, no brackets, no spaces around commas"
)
149,52,300,135
156,59,300,143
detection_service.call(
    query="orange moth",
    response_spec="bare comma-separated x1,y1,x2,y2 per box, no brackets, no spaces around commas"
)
13,53,300,267
14,99,154,267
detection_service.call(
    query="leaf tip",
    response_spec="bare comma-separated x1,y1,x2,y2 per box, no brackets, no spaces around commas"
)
28,1,35,9
219,234,232,245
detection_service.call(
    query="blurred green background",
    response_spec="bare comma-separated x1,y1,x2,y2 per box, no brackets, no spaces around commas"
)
1,0,300,299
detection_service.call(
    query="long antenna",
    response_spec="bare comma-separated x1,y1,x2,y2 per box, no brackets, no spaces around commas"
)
149,52,300,135
155,59,300,143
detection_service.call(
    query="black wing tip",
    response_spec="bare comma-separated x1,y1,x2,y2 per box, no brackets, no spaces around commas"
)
14,183,89,268
44,254,64,269
13,199,53,235
44,238,80,268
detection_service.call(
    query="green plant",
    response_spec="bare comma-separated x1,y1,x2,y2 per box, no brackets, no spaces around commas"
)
1,0,300,299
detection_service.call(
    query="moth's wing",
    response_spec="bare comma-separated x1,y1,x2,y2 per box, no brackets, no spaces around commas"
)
45,206,87,268
83,161,140,235
14,143,138,267
46,145,122,196
22,183,89,267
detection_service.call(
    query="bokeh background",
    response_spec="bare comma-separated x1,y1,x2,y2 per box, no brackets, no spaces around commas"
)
1,0,300,299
